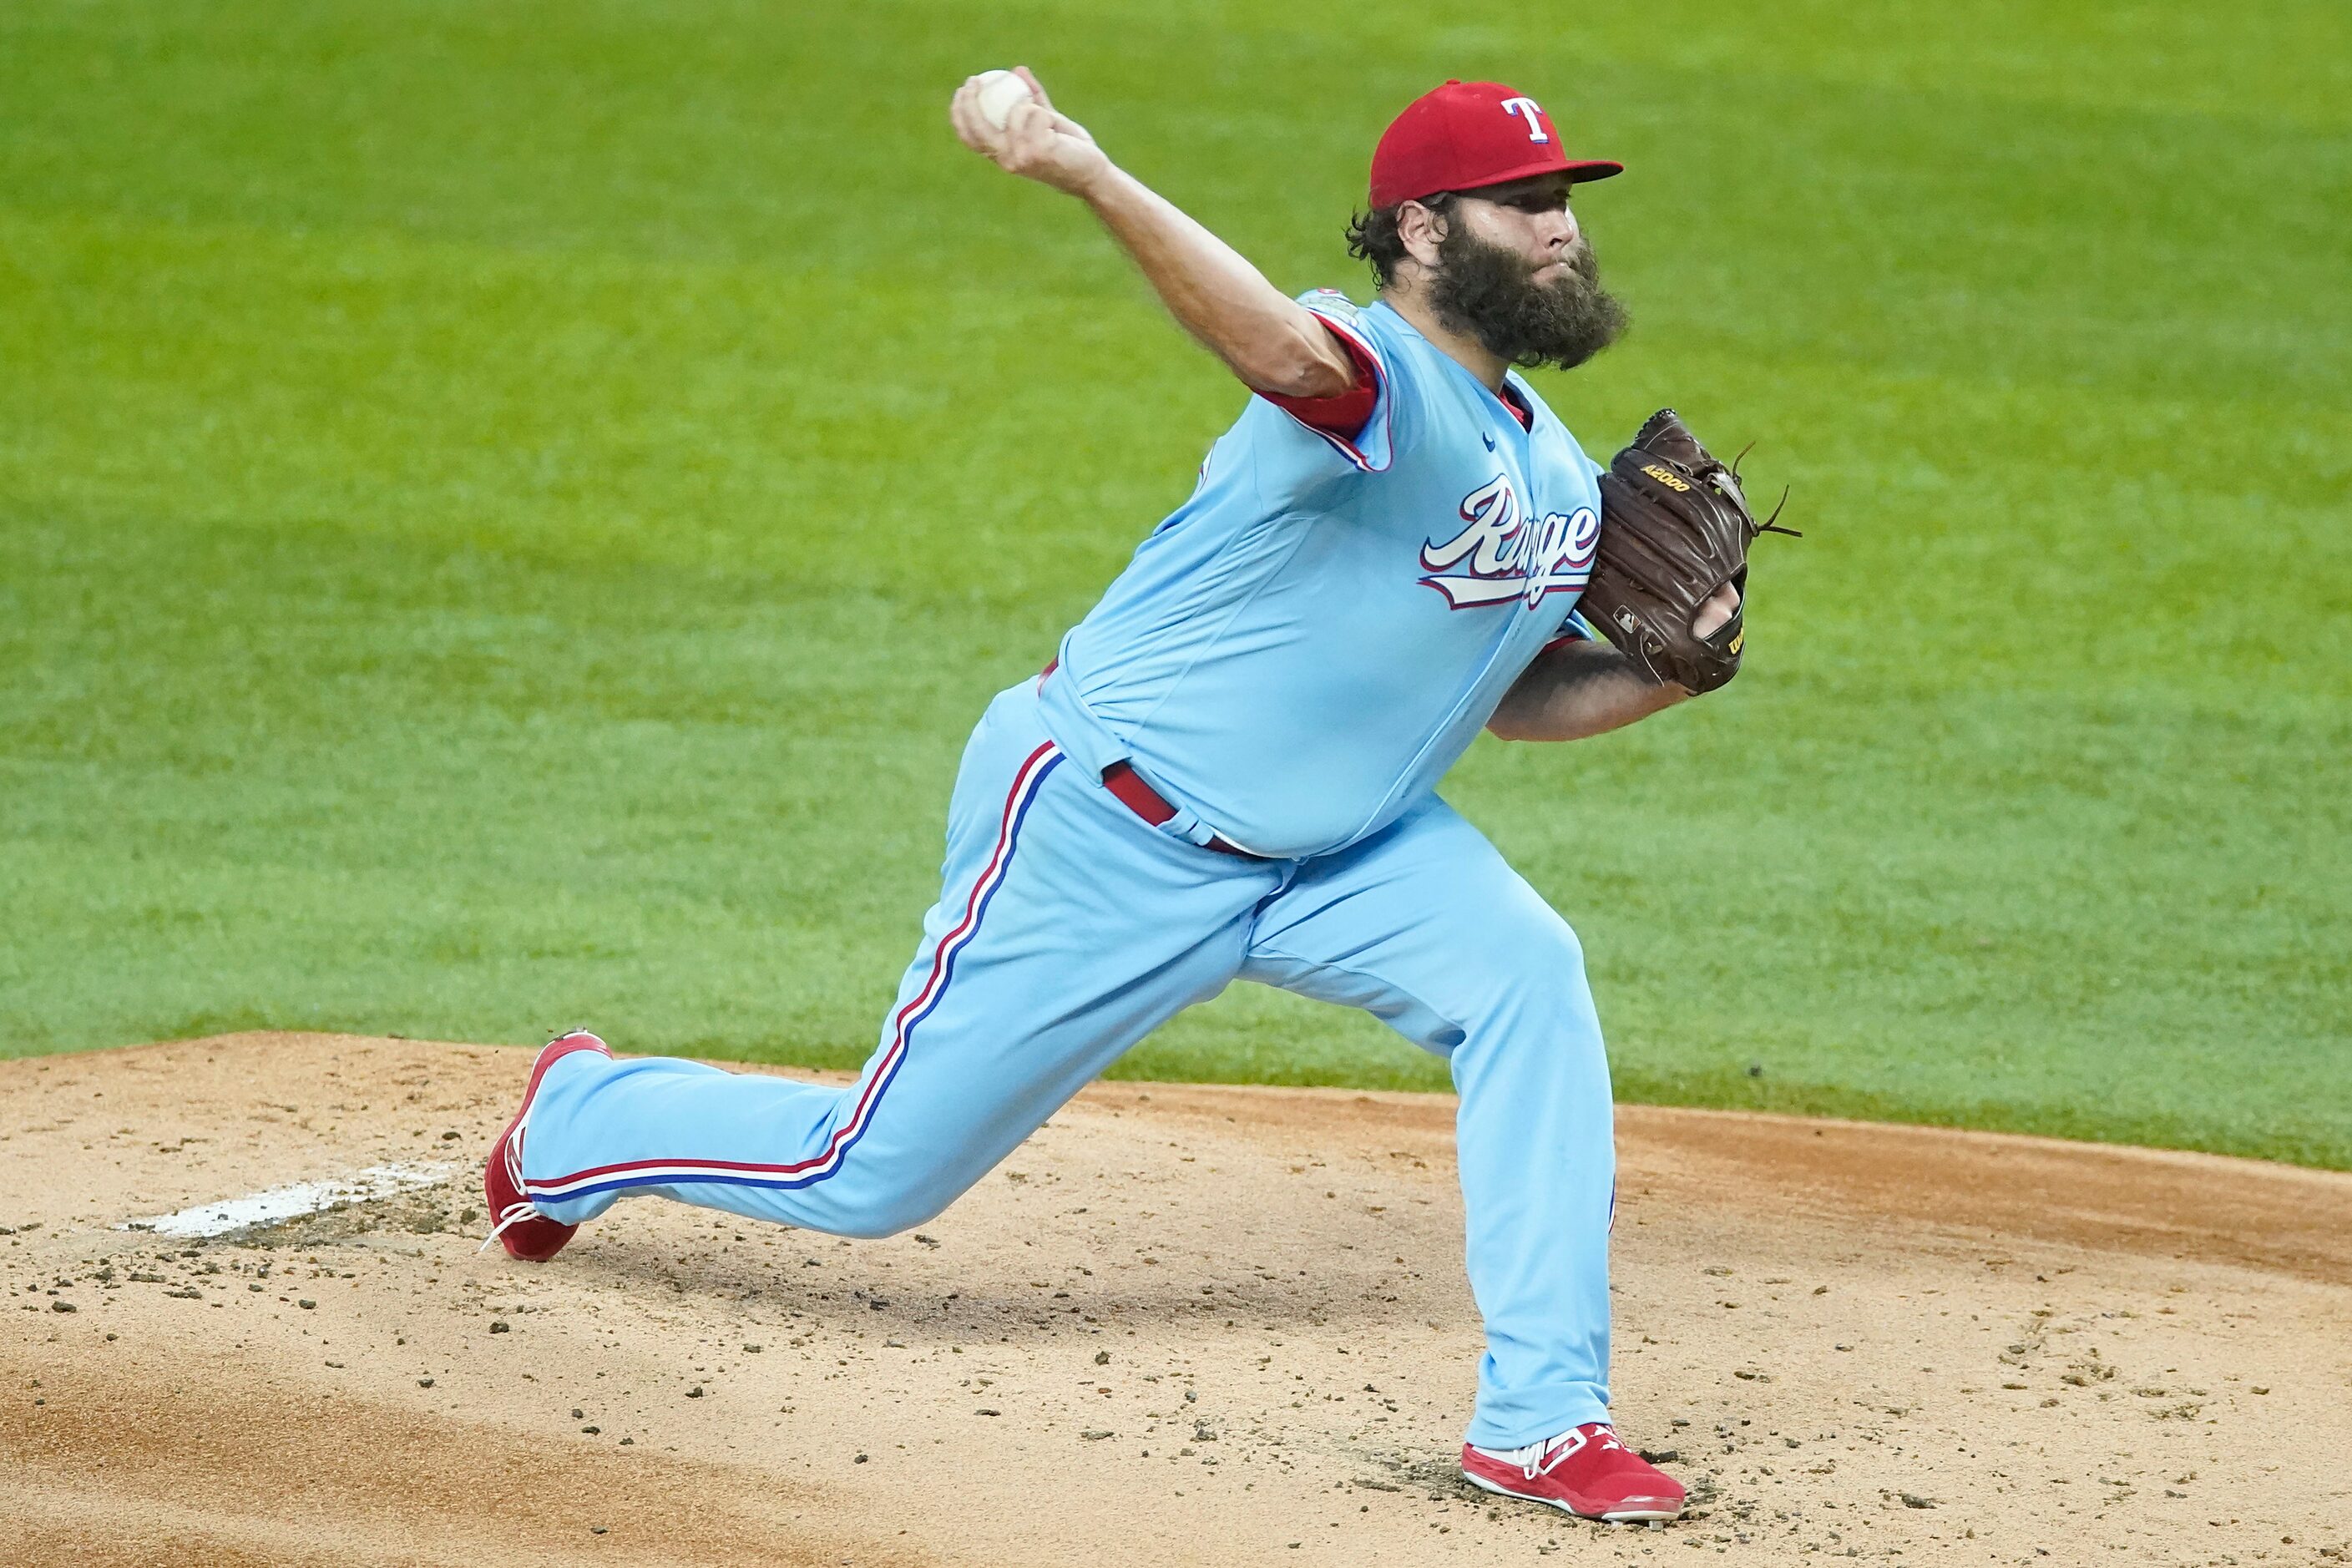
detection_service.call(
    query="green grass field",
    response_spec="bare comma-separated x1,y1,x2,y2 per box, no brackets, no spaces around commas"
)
3,1,2347,1166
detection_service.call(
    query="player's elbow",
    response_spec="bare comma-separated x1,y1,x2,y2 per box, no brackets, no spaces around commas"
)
1241,324,1357,400
1252,357,1354,400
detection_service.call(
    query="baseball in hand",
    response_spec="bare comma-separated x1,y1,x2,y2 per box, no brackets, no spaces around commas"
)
974,69,1036,130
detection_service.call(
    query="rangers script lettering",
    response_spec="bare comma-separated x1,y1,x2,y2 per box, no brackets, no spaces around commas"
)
1419,474,1601,609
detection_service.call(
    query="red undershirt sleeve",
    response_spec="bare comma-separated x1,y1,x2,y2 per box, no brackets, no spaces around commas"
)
1257,323,1383,443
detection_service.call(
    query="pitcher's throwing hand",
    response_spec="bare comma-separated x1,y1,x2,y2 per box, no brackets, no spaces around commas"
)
950,67,1107,196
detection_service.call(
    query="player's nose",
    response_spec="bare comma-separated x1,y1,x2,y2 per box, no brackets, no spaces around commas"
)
1538,205,1581,250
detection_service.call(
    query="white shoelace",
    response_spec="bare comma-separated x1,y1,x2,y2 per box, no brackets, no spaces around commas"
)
479,1201,540,1252
1474,1423,1619,1481
478,1124,542,1253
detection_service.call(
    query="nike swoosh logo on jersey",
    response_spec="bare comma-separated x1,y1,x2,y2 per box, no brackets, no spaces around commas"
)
1482,432,1497,451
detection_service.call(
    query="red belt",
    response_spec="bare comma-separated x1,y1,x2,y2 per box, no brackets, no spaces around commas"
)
1100,762,1259,858
1040,657,1258,859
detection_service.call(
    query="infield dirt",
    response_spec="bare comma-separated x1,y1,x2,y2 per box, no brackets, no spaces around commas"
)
3,1034,2348,1566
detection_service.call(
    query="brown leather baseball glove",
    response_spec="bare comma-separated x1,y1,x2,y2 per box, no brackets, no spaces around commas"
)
1581,408,1798,695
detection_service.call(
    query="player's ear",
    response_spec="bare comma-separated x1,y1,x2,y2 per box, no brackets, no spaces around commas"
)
1397,198,1449,272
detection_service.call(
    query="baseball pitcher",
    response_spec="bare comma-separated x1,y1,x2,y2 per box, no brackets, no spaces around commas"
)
484,72,1788,1522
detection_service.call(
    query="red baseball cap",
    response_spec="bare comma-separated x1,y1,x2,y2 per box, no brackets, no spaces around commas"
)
1368,80,1622,209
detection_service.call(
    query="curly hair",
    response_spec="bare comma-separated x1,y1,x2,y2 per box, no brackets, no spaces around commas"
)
1343,193,1459,287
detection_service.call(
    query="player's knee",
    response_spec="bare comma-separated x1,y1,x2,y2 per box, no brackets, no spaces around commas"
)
1471,913,1588,1012
1541,918,1587,978
1458,912,1608,1034
835,1181,953,1241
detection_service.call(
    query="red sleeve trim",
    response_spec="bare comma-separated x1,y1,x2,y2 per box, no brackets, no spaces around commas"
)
1259,321,1382,446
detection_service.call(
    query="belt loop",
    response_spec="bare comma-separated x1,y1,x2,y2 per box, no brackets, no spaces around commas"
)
1159,804,1216,847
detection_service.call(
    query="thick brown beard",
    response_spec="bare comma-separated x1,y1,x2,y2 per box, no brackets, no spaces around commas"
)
1427,225,1629,372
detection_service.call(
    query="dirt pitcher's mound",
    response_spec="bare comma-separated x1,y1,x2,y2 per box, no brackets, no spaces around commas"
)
3,1035,2349,1567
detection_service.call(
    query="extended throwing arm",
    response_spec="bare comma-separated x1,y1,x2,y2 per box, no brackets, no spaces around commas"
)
948,68,1358,399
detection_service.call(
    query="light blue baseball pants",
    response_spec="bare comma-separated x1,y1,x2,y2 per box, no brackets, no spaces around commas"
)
521,680,1618,1447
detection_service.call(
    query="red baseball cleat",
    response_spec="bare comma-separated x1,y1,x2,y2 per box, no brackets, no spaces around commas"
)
482,1030,612,1262
1461,1422,1687,1522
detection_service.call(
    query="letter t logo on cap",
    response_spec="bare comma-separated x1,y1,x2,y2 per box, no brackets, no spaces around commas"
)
1500,96,1549,143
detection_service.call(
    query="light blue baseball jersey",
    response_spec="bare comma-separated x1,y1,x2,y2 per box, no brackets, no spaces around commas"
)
1038,291,1603,859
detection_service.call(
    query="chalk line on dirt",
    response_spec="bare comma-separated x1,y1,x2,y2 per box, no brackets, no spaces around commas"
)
113,1161,458,1238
